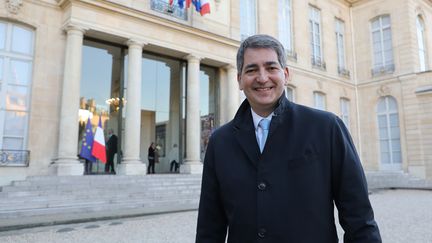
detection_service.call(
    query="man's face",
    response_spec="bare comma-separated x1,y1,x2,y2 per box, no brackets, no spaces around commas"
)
237,48,289,117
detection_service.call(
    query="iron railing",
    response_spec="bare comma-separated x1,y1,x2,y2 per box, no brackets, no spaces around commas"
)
0,149,30,167
151,0,188,21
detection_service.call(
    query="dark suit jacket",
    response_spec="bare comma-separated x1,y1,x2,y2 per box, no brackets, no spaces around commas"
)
106,134,118,156
196,96,381,243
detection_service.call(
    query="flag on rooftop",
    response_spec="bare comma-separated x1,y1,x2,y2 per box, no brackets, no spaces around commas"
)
92,116,107,163
192,0,210,16
79,118,96,162
170,0,209,15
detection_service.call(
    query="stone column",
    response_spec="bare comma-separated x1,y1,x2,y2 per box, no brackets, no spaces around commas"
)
180,54,203,174
225,64,240,121
117,39,147,175
55,25,86,176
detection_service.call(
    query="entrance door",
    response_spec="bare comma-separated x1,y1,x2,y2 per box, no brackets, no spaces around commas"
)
79,39,124,174
140,54,184,173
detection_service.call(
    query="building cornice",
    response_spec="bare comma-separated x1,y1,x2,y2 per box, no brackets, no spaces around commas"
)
57,0,239,49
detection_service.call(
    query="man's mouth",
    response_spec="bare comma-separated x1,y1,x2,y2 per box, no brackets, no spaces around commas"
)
255,87,272,91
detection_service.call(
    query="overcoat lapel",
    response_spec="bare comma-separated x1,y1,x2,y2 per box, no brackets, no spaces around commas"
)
233,102,260,168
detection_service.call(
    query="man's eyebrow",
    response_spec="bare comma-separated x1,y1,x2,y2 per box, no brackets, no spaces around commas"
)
264,61,280,66
244,61,279,70
244,63,258,70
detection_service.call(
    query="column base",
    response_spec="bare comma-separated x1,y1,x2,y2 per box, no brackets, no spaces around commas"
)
55,158,84,176
117,162,147,175
180,161,203,174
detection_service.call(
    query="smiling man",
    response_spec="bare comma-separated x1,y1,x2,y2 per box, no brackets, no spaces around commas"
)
195,34,382,243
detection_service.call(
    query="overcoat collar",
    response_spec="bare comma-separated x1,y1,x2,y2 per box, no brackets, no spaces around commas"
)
232,93,291,168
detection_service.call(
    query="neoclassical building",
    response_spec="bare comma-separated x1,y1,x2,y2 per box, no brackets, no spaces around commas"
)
0,0,431,185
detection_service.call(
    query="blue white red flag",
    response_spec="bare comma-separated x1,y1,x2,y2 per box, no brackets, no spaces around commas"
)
192,0,210,16
79,118,96,162
91,116,107,163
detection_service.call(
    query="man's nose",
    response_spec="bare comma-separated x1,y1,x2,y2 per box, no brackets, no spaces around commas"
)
256,70,269,83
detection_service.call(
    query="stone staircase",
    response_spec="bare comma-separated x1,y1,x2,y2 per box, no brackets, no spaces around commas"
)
365,171,432,190
0,174,202,231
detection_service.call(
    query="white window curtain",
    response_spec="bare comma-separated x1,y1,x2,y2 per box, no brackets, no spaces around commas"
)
416,16,427,72
309,6,322,65
377,96,402,166
0,21,34,150
240,0,257,40
335,19,346,72
278,0,293,53
313,91,326,111
285,86,295,102
371,15,394,74
340,98,350,130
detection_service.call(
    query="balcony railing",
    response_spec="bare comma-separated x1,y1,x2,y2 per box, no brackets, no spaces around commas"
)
151,0,188,21
371,64,395,76
311,57,326,70
338,66,350,78
0,150,30,167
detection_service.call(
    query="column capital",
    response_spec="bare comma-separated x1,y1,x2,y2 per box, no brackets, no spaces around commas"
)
125,39,147,48
224,63,237,72
185,54,202,63
63,24,88,35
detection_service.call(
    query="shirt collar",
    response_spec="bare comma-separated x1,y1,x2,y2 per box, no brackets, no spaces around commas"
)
251,108,273,131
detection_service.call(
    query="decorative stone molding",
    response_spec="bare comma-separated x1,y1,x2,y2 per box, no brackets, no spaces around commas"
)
316,80,323,90
6,0,23,14
377,84,391,96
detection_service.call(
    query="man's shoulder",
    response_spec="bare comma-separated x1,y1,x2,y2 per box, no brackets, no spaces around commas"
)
292,103,336,119
289,102,337,123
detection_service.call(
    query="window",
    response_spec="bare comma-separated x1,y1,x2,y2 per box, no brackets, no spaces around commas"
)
371,15,394,75
0,21,34,154
285,86,295,102
335,19,348,76
278,0,293,55
340,98,350,130
377,96,402,168
416,16,427,72
309,6,324,68
240,0,257,40
313,91,326,111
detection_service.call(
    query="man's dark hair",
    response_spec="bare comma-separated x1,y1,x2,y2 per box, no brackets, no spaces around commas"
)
236,34,286,74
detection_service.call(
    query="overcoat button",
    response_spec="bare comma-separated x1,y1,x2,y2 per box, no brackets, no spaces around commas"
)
258,182,266,190
258,228,266,238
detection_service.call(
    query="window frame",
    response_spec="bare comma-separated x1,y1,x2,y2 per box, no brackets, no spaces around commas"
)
240,0,257,40
309,6,324,68
376,96,402,168
313,91,326,111
416,15,427,72
0,21,34,152
340,97,350,130
370,15,394,75
278,0,294,56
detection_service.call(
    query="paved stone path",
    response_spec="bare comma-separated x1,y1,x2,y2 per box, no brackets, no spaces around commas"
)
0,189,431,243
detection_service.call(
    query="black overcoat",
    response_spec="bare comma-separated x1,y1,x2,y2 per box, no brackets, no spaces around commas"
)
196,96,381,243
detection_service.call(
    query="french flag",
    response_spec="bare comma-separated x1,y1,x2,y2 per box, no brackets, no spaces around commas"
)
92,116,107,163
193,0,210,16
170,0,191,8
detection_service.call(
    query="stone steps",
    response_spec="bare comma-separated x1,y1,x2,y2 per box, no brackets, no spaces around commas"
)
365,171,432,190
0,174,202,230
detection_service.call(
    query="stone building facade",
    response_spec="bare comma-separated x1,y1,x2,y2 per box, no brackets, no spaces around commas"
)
0,0,431,185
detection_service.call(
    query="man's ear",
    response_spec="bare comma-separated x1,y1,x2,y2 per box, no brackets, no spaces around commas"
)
237,74,243,90
283,67,290,85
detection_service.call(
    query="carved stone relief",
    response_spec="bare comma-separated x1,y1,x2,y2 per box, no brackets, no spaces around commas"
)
6,0,23,14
